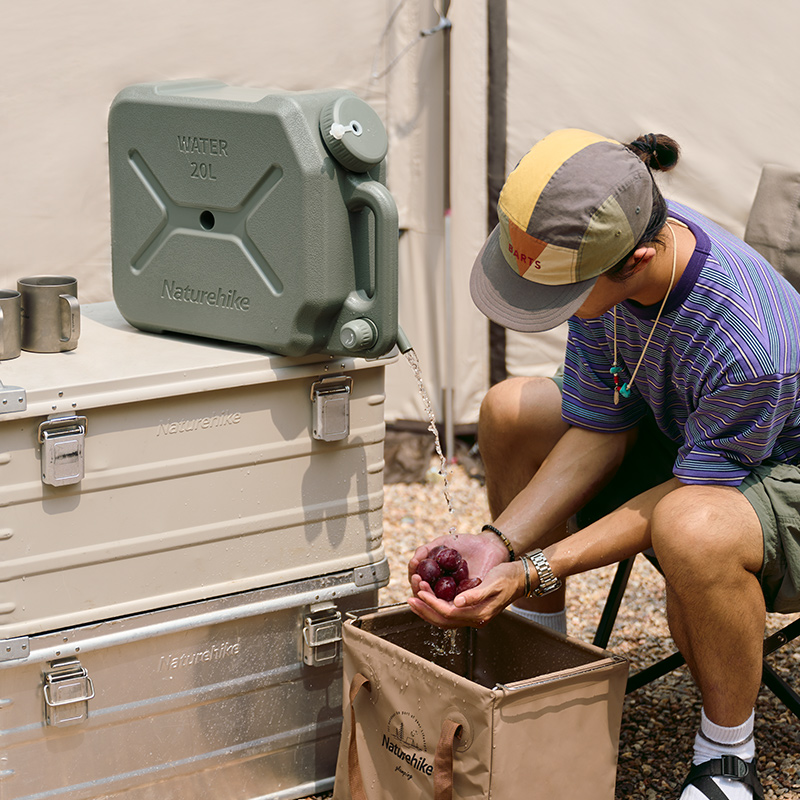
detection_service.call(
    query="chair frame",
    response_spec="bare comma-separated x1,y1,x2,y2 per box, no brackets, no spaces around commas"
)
592,554,800,717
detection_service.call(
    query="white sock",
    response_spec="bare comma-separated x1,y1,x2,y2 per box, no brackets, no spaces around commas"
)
506,605,567,635
680,708,756,800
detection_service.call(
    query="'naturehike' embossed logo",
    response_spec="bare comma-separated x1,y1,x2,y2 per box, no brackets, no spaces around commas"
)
158,640,240,672
157,410,241,436
161,280,251,311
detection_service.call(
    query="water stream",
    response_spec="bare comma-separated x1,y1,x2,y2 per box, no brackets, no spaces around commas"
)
403,348,455,526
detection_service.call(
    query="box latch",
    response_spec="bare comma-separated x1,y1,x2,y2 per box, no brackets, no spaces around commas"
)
38,415,87,486
311,376,352,442
43,657,95,727
302,603,343,667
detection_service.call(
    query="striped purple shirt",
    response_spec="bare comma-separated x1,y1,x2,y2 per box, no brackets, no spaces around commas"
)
562,200,800,486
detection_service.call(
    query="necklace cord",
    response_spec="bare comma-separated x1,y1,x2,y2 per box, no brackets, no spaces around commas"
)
611,222,678,403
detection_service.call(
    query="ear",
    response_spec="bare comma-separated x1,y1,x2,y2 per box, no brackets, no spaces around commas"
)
628,245,657,274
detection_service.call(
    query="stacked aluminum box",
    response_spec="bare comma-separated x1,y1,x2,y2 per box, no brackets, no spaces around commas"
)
0,302,393,799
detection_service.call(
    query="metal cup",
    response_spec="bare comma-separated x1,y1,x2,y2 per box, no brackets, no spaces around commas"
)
18,276,81,353
0,290,22,360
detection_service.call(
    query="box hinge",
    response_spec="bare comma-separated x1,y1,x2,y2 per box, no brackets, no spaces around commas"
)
302,603,343,667
1,636,30,663
311,376,352,442
354,559,391,588
38,414,87,486
0,379,26,414
43,656,95,727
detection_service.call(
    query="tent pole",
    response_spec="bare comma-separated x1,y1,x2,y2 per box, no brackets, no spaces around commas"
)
442,0,455,462
444,207,454,461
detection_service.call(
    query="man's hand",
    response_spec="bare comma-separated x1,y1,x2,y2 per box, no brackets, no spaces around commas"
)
408,531,510,593
407,531,521,628
408,560,523,628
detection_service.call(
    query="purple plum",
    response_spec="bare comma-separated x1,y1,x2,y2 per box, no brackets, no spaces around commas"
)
416,557,442,585
434,576,458,602
435,547,463,574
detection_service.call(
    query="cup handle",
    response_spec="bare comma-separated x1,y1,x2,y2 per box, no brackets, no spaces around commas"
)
59,294,81,347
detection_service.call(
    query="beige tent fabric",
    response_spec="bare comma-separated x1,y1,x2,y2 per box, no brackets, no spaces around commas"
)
447,1,490,427
7,1,799,429
1,0,462,427
381,0,489,430
505,325,569,380
0,1,389,301
500,0,800,381
381,0,448,425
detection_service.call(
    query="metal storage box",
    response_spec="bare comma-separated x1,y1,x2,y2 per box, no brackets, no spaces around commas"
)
2,576,382,800
0,301,394,799
0,302,391,640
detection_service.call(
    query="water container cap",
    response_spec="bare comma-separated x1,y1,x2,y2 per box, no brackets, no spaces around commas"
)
320,96,388,173
340,318,378,351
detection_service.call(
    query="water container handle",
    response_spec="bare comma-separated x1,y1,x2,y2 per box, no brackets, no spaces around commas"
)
337,176,399,357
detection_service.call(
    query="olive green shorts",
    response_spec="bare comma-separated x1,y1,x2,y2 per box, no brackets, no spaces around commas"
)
552,371,800,613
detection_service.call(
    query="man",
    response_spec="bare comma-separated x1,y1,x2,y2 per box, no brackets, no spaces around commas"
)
407,129,800,799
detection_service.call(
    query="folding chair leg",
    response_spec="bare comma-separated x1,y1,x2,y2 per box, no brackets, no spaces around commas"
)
762,617,800,658
761,662,800,719
759,617,800,718
593,557,635,649
593,555,800,712
626,651,686,694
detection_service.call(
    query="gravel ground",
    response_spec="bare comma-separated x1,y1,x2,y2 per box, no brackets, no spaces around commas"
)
310,456,799,800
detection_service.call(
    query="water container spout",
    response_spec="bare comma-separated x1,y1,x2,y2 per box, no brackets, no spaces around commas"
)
396,326,413,355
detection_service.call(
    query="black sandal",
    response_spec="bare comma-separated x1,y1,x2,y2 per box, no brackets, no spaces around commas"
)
681,756,765,800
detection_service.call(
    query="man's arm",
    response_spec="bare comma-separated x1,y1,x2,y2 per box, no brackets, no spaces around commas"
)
543,476,681,579
492,423,637,556
408,424,677,627
409,472,681,628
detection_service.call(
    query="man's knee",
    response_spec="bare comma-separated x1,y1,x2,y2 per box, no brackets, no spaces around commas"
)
478,377,568,513
479,378,524,436
651,485,763,577
479,376,563,443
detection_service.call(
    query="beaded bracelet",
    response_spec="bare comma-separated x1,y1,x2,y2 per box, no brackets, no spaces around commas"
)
481,523,516,562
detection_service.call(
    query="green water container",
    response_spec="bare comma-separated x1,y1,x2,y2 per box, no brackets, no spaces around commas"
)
108,80,398,358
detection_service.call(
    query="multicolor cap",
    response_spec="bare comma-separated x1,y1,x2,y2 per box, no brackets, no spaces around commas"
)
470,129,654,332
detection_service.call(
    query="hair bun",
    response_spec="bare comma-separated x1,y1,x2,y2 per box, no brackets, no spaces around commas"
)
627,133,680,172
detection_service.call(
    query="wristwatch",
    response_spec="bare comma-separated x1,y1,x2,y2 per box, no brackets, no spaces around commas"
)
527,549,562,596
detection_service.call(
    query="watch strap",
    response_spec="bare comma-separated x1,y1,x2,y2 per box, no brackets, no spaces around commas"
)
527,549,562,596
